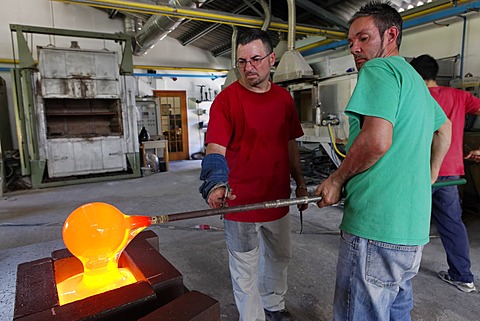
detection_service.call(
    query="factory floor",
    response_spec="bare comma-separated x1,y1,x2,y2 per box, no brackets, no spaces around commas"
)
1,160,480,321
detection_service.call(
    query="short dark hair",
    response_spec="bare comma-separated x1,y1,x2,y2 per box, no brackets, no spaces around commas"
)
410,54,439,81
237,29,273,54
349,1,403,49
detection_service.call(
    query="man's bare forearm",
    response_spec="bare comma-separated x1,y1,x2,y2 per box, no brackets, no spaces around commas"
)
331,116,392,186
431,119,451,183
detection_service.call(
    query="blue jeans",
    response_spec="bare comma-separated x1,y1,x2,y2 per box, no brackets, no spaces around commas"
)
432,175,474,282
333,231,423,321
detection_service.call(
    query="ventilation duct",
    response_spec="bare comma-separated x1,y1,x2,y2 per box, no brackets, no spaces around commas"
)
272,0,313,83
273,33,288,62
222,26,240,90
132,0,202,56
124,16,137,36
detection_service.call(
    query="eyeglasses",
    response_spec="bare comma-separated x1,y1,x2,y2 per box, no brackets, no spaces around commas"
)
236,52,272,68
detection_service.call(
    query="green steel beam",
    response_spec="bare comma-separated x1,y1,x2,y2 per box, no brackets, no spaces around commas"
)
11,69,29,175
30,160,46,189
14,30,36,69
120,37,133,75
21,69,39,161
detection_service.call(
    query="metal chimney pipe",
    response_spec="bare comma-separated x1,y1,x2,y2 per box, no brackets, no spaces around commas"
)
124,16,137,35
222,25,240,90
272,0,314,83
287,0,295,50
231,25,238,68
258,0,271,31
133,0,203,56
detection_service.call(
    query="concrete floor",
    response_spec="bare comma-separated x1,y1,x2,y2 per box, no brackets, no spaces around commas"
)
1,160,480,320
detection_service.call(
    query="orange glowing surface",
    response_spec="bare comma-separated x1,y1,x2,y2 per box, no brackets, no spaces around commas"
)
57,202,152,305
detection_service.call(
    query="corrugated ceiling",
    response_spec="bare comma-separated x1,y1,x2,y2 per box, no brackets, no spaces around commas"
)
106,0,442,57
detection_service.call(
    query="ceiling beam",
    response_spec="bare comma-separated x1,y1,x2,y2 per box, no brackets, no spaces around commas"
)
181,2,250,46
296,0,348,31
53,0,346,39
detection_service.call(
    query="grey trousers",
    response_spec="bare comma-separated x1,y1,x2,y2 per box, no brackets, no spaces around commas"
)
224,214,292,321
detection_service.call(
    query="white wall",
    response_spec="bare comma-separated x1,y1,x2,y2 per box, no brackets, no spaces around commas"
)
303,12,480,79
3,1,125,57
401,13,480,77
1,0,230,150
187,100,212,157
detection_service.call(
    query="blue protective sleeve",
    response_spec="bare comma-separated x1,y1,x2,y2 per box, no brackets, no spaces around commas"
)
199,153,230,200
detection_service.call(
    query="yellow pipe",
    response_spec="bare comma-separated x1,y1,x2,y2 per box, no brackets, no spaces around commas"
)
0,58,19,64
0,57,227,73
53,0,346,38
328,124,346,158
402,0,469,21
298,39,335,53
402,3,452,21
134,65,228,73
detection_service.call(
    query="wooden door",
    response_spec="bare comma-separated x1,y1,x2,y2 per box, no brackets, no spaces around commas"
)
153,90,189,160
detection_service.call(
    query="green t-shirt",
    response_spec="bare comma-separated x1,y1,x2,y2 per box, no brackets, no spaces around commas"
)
341,56,447,245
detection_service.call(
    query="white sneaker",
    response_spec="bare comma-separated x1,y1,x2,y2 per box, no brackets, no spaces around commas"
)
438,271,477,293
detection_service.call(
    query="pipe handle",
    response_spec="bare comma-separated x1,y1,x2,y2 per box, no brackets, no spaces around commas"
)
432,178,466,188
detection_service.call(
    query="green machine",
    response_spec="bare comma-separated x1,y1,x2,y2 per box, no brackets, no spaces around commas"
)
10,24,141,188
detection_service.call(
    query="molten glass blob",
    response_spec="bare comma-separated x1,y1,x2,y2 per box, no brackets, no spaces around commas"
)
57,202,152,305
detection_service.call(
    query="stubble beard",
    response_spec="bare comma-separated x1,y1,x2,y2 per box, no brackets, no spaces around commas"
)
354,40,385,71
244,72,264,88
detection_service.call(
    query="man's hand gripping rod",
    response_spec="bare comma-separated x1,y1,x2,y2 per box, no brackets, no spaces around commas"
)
151,195,323,224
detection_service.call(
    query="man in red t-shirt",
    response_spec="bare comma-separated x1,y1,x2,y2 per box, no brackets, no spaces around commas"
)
199,29,307,321
411,54,480,293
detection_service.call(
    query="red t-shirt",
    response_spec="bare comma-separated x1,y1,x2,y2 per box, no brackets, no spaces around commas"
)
429,86,480,176
206,81,304,222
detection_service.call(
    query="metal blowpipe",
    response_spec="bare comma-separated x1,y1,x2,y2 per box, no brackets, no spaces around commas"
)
149,178,466,224
150,195,323,224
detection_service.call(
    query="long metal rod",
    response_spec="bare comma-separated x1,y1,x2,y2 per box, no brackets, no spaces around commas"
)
150,179,465,224
151,195,323,224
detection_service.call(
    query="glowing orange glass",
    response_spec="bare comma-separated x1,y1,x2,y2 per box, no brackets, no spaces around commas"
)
57,202,152,305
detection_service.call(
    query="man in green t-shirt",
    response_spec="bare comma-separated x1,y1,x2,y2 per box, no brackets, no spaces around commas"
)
314,2,451,320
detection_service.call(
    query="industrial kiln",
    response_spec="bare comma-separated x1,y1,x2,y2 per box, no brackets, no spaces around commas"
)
10,24,141,188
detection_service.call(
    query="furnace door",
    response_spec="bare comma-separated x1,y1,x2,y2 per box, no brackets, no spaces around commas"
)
154,90,189,160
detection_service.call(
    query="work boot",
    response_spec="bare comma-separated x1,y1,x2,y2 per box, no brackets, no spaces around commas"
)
264,309,295,321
